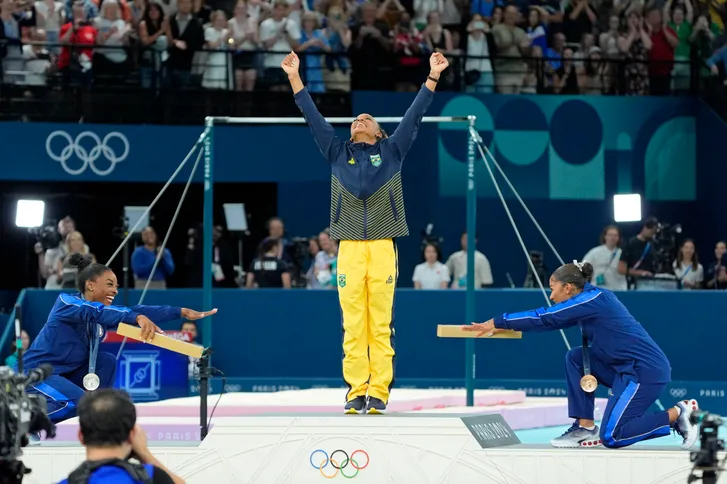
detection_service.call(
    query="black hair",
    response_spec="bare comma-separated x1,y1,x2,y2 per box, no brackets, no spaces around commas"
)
422,242,442,262
260,237,279,256
551,262,594,290
68,253,111,293
78,389,136,447
643,217,659,230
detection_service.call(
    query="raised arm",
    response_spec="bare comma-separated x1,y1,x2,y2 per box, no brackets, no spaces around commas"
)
130,305,182,324
386,52,448,159
281,51,344,162
493,291,602,332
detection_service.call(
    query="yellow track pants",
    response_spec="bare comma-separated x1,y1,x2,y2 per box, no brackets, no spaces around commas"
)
337,239,397,404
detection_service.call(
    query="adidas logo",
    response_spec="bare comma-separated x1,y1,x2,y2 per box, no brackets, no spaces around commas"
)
386,276,393,284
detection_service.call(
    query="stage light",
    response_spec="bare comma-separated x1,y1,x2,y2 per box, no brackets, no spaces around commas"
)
15,200,45,228
613,194,642,223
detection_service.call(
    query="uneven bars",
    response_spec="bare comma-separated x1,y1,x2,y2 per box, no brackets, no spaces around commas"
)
207,116,474,124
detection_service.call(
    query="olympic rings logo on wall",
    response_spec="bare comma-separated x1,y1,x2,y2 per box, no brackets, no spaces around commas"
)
46,130,130,176
671,388,688,398
309,449,369,479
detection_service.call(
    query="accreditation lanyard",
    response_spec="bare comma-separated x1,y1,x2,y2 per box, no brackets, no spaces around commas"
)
680,265,692,281
632,242,651,270
608,249,619,267
580,324,592,376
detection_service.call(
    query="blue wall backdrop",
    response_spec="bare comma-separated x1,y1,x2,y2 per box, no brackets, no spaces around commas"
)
2,94,724,287
16,289,727,413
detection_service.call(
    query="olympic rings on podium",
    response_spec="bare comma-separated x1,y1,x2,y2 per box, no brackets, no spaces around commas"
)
309,449,370,478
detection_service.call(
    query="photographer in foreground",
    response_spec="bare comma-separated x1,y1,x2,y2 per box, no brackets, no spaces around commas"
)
59,389,185,484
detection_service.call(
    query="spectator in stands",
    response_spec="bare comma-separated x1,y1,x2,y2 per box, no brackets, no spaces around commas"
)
413,243,450,289
619,10,651,95
705,240,727,289
599,14,620,57
563,0,597,43
298,11,330,92
554,48,581,93
93,0,132,85
581,46,607,93
229,0,259,91
20,28,52,85
260,0,300,91
664,0,693,92
492,5,530,93
192,0,211,23
464,14,494,92
350,1,392,90
583,224,627,291
202,10,231,89
322,5,351,91
445,232,493,289
61,389,185,484
131,226,175,289
245,0,270,23
138,2,170,89
5,330,30,368
392,11,425,91
422,12,454,87
645,7,677,96
0,0,25,83
263,216,293,261
168,0,205,88
157,0,177,17
128,0,145,27
59,231,95,289
180,321,200,378
308,229,338,289
35,0,65,53
693,14,719,77
63,0,97,20
246,237,292,288
526,7,548,53
58,0,97,86
618,216,658,288
673,239,703,289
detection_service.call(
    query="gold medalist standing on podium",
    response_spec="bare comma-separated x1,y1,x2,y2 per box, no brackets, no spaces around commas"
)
282,51,448,414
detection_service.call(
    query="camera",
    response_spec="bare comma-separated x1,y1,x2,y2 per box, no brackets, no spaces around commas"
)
652,222,682,274
0,364,56,484
524,250,548,288
688,410,725,484
28,222,61,251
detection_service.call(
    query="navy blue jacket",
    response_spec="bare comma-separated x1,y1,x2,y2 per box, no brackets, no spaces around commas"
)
24,293,181,375
294,84,434,240
493,283,671,384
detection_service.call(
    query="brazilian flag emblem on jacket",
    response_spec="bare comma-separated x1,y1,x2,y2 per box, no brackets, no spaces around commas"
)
338,274,346,288
370,154,382,167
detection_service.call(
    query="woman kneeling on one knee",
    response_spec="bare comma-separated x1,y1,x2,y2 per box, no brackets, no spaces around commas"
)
465,261,699,450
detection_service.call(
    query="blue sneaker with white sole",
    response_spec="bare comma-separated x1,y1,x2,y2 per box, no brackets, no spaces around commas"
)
344,396,366,415
550,422,602,448
674,399,699,449
366,397,387,414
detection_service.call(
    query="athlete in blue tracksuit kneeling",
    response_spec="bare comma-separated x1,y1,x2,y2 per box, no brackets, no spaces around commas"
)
22,253,216,427
465,261,699,450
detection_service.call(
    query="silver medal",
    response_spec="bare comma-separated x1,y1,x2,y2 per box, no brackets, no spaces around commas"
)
83,373,100,391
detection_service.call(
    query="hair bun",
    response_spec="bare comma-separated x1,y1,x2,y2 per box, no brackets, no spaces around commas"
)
580,262,594,280
68,252,94,273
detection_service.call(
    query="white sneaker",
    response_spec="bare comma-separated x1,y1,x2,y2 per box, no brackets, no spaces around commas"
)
550,422,602,448
674,399,699,450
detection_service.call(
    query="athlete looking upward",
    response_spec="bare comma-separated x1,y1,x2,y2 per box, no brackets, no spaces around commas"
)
281,51,449,414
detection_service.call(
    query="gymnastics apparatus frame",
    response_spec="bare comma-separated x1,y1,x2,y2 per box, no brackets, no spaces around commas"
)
202,114,481,406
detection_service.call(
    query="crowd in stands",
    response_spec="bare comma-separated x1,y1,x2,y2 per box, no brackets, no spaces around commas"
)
2,0,727,92
34,214,727,291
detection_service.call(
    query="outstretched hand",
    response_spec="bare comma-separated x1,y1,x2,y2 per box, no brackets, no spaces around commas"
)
181,308,218,321
136,314,163,342
429,52,449,74
461,318,504,337
281,51,300,75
